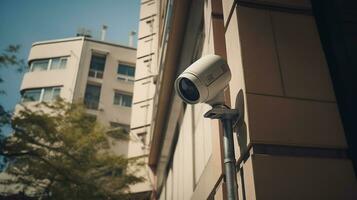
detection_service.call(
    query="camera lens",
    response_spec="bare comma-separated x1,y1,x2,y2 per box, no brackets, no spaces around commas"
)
179,78,200,102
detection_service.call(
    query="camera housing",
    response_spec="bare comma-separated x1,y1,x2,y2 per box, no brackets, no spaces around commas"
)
175,54,231,105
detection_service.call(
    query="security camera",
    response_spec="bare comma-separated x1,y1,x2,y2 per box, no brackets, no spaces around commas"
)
175,54,231,105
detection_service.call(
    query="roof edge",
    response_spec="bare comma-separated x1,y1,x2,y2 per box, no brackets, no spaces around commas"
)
32,37,137,50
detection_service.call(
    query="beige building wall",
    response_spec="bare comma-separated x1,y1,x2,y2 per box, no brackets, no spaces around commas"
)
141,0,357,199
142,0,228,199
156,1,226,197
74,39,136,127
222,0,357,199
129,0,159,151
22,38,85,101
126,0,160,195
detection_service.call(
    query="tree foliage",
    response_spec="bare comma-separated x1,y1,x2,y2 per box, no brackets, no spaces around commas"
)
0,101,143,199
0,44,25,90
0,44,25,170
0,44,25,135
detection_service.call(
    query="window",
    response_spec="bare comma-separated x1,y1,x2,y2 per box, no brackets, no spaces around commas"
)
117,63,135,82
22,87,61,102
31,60,49,72
29,57,68,72
42,87,61,102
137,132,147,147
89,54,106,79
110,122,130,133
105,168,123,177
49,57,67,70
22,89,42,102
113,92,132,107
84,84,101,109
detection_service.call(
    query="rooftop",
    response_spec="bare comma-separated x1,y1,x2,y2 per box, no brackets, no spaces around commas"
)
31,36,137,50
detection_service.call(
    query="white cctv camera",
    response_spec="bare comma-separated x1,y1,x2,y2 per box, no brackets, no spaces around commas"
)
175,54,231,106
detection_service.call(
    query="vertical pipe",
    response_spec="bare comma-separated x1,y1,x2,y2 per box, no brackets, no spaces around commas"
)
129,31,136,47
222,119,239,200
101,25,107,41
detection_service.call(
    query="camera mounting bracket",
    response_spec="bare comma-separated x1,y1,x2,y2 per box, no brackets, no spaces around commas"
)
204,104,241,127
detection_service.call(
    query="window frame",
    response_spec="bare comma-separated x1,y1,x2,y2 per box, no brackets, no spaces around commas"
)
42,87,61,102
30,59,50,72
117,62,135,82
113,91,133,107
49,57,68,70
22,89,42,102
29,57,68,72
88,53,107,79
84,84,102,110
21,86,62,103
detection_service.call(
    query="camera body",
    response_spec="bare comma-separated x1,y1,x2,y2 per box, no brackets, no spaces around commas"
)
175,54,231,105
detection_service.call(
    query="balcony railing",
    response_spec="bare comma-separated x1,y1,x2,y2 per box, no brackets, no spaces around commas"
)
117,74,134,82
88,69,104,79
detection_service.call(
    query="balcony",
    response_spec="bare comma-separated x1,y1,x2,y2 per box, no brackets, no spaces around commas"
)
88,69,104,79
117,74,134,82
20,70,67,91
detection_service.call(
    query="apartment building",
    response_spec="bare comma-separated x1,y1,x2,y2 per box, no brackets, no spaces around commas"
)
21,37,152,200
20,36,136,155
132,0,357,199
17,36,154,199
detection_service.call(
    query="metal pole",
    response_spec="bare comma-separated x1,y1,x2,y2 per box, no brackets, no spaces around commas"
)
221,118,238,200
204,105,239,200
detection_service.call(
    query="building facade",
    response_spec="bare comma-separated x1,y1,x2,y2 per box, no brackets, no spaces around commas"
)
20,36,136,155
18,36,154,198
133,0,357,199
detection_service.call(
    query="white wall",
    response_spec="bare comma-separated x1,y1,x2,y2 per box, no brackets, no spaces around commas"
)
75,39,136,127
24,38,84,101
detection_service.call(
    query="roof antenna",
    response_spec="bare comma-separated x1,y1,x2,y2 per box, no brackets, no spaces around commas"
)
76,27,92,38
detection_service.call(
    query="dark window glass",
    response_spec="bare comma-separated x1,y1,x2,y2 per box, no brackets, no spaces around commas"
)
117,64,135,77
113,92,132,107
21,87,61,103
84,84,101,109
88,70,95,77
22,89,42,102
90,55,106,71
30,57,67,72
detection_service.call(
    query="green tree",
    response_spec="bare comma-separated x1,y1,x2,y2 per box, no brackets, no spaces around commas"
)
0,44,25,95
0,101,143,199
0,44,25,169
0,44,25,134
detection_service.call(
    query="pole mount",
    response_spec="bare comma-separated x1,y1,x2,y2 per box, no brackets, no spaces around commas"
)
204,104,240,200
204,104,240,124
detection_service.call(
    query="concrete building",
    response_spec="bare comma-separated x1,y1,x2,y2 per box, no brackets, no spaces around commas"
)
20,36,136,155
132,0,357,199
18,36,152,198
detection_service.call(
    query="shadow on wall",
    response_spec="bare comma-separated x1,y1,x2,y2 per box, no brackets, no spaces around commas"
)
234,89,248,157
234,89,248,200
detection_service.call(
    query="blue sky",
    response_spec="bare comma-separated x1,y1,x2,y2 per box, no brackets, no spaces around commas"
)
0,0,140,113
